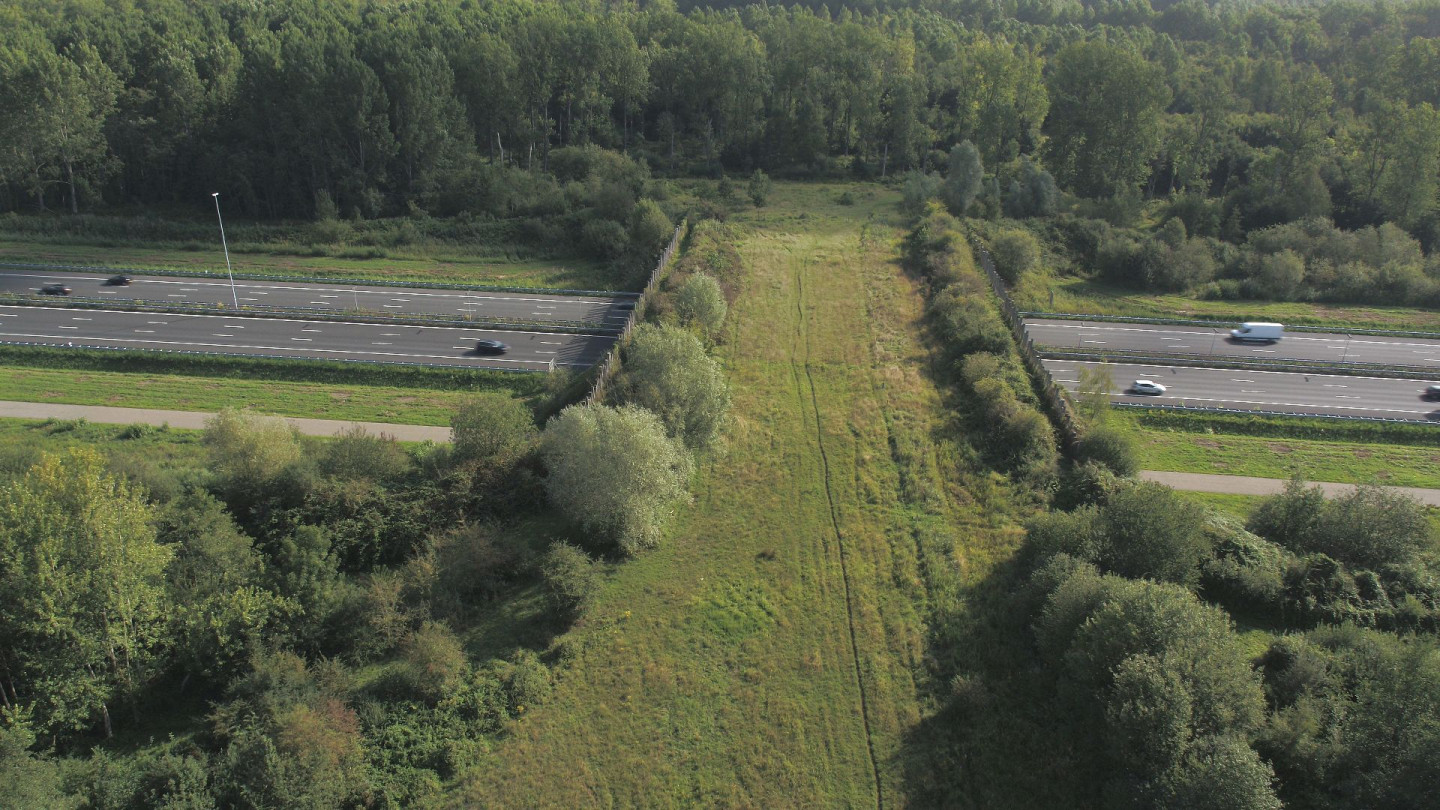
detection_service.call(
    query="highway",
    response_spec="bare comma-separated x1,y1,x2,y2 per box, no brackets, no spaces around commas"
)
0,304,615,370
1026,318,1440,367
1043,359,1440,422
0,268,630,326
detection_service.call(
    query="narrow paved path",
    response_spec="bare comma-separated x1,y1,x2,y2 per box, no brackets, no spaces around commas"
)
1141,470,1440,506
0,400,450,442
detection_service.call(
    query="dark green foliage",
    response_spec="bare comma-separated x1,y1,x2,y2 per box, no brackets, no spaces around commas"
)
746,170,772,207
988,228,1040,285
450,396,539,466
1029,481,1211,585
1250,479,1434,570
1073,423,1139,478
942,141,984,216
540,542,598,622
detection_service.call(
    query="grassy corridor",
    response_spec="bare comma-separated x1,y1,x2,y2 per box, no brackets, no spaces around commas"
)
457,185,1015,806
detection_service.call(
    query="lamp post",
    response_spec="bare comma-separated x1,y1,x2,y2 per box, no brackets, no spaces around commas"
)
211,192,239,309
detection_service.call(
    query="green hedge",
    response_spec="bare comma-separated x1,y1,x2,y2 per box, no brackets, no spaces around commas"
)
1132,409,1440,447
0,345,548,396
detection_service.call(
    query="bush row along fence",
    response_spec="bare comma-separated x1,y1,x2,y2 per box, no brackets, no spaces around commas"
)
1019,309,1440,341
586,221,687,404
0,293,613,335
1038,349,1440,381
972,241,1081,447
0,260,638,299
1112,401,1439,426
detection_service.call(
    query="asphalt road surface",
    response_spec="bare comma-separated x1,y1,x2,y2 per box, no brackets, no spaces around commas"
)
0,304,615,370
0,268,631,325
1043,359,1440,422
1026,318,1440,367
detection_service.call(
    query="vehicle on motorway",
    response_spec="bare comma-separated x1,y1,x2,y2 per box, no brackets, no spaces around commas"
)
1424,384,1440,400
1130,379,1167,395
39,284,71,295
474,339,509,355
1229,322,1284,342
104,274,132,286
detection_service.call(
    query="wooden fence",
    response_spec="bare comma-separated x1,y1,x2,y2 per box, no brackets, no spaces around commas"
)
971,241,1082,448
584,220,688,404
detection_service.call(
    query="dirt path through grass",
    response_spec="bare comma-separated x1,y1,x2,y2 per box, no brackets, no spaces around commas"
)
456,185,997,806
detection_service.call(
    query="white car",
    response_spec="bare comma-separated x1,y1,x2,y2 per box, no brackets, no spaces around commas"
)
1131,379,1167,396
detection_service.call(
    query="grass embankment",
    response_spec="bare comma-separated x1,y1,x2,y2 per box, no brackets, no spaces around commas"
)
457,183,1024,806
0,238,614,290
1136,430,1440,489
0,365,479,426
1014,273,1440,333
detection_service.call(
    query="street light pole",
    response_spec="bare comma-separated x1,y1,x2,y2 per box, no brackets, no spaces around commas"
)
212,192,239,309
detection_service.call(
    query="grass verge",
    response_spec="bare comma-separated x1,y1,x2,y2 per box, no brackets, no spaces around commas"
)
0,365,491,426
0,238,617,290
1135,429,1440,489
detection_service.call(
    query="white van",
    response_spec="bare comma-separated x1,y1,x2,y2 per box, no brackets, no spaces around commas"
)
1230,322,1284,343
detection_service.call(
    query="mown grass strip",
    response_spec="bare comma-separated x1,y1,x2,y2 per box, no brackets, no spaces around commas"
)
1128,408,1440,446
1135,429,1440,489
0,365,489,426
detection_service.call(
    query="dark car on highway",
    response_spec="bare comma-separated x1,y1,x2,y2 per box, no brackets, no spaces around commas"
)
474,339,509,355
104,274,132,286
1424,384,1440,401
39,284,71,295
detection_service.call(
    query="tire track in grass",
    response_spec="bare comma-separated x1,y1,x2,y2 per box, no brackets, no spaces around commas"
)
795,257,884,809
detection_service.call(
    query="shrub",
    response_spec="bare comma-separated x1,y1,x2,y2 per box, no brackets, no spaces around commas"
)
901,170,943,216
402,621,469,703
747,170,773,207
943,141,984,216
540,542,597,622
615,325,730,448
450,396,538,466
581,218,629,260
203,409,304,496
990,228,1041,284
673,272,728,338
1003,158,1059,219
1074,423,1139,477
540,404,693,554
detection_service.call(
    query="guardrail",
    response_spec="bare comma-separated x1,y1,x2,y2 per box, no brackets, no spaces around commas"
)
585,220,687,404
1111,401,1439,425
0,260,638,299
0,293,617,335
1020,310,1440,341
0,339,552,373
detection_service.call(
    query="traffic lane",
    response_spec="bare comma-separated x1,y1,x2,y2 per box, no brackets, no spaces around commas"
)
0,305,613,369
1025,318,1440,366
1043,359,1440,422
0,269,632,325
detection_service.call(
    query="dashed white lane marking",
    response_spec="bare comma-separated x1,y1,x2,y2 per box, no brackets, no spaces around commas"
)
72,317,91,321
541,341,562,345
1231,379,1254,383
167,294,185,298
383,305,401,308
147,321,167,324
134,330,153,333
372,342,391,345
1336,395,1361,399
59,326,78,329
1323,384,1348,388
301,328,321,332
291,338,312,341
536,350,556,354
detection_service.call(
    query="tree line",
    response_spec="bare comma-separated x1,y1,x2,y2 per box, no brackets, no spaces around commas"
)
5,0,1435,245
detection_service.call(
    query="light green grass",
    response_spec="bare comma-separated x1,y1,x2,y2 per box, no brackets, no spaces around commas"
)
0,238,616,290
456,182,1033,807
1136,429,1440,489
1014,273,1440,333
0,365,487,425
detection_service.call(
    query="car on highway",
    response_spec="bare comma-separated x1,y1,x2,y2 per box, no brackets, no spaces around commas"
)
39,284,71,296
1229,321,1284,342
1130,379,1167,396
1424,384,1440,401
104,274,132,286
473,339,509,355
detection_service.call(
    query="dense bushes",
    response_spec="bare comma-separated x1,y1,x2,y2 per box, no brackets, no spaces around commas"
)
907,207,1058,481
